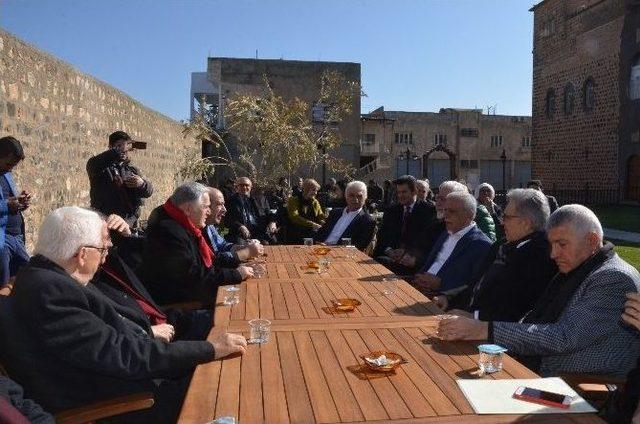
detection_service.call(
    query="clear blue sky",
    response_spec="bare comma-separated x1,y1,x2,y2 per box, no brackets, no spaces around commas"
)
1,0,536,121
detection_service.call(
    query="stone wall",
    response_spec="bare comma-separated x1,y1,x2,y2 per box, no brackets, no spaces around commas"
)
0,29,199,249
531,0,625,191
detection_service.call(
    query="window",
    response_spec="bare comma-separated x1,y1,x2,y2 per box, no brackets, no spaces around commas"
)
522,136,531,148
583,78,596,112
490,135,503,147
362,133,376,146
545,88,556,119
434,134,447,146
394,132,413,145
460,160,478,169
563,83,575,116
630,56,640,100
460,128,479,137
539,17,556,39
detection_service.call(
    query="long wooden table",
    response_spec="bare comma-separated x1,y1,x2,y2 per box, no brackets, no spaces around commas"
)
178,246,602,424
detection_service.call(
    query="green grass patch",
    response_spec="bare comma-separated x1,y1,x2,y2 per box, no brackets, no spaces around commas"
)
609,239,640,271
591,205,640,233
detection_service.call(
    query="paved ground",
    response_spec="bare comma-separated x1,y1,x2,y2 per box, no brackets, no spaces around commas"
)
604,228,640,243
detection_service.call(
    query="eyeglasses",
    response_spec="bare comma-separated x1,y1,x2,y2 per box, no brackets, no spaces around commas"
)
83,246,109,257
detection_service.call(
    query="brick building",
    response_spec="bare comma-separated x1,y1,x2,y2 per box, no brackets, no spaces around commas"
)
531,0,640,202
359,107,532,191
190,58,361,184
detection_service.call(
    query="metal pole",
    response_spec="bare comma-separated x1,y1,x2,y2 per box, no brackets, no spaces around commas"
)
406,148,410,175
501,149,507,191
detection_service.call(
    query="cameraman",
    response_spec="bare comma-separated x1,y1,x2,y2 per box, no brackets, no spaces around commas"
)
87,131,153,227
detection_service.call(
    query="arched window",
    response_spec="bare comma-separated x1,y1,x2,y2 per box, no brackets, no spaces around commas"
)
583,78,596,112
545,88,556,119
563,83,575,116
630,55,640,100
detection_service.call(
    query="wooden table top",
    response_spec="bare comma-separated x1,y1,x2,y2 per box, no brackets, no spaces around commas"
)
178,246,603,424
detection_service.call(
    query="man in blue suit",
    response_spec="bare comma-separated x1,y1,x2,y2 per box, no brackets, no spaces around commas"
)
414,190,492,295
0,136,30,287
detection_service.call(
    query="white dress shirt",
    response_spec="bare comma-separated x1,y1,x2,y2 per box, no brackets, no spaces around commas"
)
426,222,476,275
324,207,362,245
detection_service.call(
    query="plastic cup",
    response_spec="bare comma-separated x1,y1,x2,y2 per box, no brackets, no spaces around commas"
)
248,318,271,344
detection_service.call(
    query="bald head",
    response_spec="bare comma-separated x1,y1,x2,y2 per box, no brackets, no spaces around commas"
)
206,186,227,225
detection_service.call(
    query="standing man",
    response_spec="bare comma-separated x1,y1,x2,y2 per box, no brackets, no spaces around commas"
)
87,131,153,227
0,136,30,287
527,179,559,213
224,177,278,244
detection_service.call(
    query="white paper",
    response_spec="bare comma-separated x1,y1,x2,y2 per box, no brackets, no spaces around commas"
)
457,377,597,414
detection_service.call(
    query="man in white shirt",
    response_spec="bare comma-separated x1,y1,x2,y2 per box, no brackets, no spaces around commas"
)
314,181,376,251
414,191,492,294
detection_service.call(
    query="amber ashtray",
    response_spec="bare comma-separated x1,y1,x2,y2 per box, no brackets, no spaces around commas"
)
312,246,331,255
305,260,320,269
331,298,361,312
360,351,406,372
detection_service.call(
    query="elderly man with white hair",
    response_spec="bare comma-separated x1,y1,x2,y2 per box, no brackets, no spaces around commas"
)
140,182,247,305
437,204,640,378
414,190,492,294
314,180,376,251
0,206,246,422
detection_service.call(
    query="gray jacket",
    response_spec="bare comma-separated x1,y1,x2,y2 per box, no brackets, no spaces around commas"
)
493,254,640,377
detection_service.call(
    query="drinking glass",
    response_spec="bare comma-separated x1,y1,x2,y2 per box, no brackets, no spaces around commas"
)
381,277,397,295
248,318,271,343
341,238,356,259
223,286,240,306
477,344,507,374
303,238,314,247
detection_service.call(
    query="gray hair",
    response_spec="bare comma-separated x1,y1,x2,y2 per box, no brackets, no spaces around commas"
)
345,180,367,197
439,180,468,195
546,204,603,240
170,182,208,206
506,188,549,231
446,191,477,219
477,182,495,197
34,206,104,264
416,179,430,191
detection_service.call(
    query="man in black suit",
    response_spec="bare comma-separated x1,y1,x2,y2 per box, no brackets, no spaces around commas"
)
224,177,278,244
0,206,246,423
314,180,376,251
373,175,441,275
140,182,252,306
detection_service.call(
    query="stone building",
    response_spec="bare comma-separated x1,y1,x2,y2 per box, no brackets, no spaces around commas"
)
530,0,640,202
359,107,532,191
190,57,361,183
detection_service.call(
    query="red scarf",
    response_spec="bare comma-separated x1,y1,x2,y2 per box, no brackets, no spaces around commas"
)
163,199,214,267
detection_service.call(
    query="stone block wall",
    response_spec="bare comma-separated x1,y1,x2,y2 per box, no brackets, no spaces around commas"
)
0,29,199,249
531,0,625,190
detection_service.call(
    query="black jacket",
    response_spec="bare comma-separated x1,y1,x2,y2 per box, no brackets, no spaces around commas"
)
0,255,214,414
224,193,275,243
373,200,441,267
0,376,53,424
314,208,376,251
140,206,241,305
86,149,153,226
449,231,558,322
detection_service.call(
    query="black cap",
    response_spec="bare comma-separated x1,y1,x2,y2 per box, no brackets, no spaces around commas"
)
108,131,131,145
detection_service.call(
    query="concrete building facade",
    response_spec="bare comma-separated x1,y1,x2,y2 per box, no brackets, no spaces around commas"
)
359,107,532,191
530,0,640,202
191,57,361,183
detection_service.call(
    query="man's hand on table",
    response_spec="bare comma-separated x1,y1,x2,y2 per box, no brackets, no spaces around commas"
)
212,333,247,359
413,272,441,292
436,315,488,341
432,295,449,311
238,265,255,280
398,254,416,268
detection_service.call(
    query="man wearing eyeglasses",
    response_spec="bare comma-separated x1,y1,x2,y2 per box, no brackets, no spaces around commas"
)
224,177,277,244
0,206,246,423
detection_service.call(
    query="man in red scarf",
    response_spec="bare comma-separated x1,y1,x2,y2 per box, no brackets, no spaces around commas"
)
140,182,247,305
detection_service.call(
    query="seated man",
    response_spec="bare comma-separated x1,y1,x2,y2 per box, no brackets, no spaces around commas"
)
437,204,640,378
0,206,246,423
314,180,376,251
433,188,557,321
373,175,441,275
204,187,263,269
286,178,325,243
140,182,251,305
224,177,278,245
414,191,492,294
93,215,213,342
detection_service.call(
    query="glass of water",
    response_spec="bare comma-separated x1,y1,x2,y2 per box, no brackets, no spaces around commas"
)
223,285,240,306
477,344,507,374
248,318,271,344
381,277,397,295
341,238,356,259
303,238,314,247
